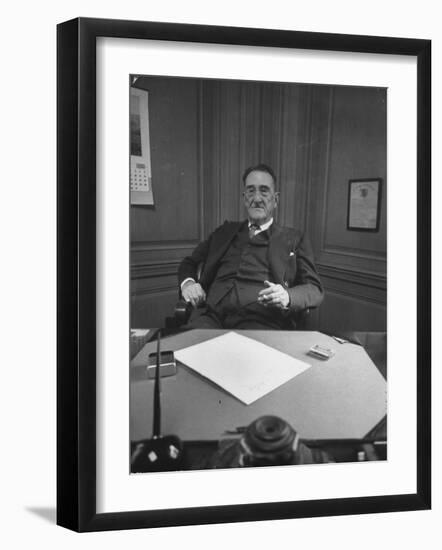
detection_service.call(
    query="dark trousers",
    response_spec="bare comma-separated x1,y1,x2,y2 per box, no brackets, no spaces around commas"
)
184,286,287,330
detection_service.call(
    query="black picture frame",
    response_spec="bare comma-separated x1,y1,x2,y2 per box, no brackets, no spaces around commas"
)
57,17,431,532
347,178,383,232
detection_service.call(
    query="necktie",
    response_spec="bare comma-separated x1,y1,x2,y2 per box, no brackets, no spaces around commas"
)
249,223,260,239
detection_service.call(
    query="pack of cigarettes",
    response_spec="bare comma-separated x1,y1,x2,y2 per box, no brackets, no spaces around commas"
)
307,344,335,360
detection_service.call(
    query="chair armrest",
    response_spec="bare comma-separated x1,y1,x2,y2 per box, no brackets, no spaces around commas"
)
174,299,193,325
291,307,311,330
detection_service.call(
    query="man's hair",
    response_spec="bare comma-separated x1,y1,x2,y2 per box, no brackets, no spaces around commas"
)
242,164,277,187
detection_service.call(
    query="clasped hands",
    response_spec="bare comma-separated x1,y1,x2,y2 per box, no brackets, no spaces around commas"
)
181,281,207,307
257,280,290,309
182,279,289,309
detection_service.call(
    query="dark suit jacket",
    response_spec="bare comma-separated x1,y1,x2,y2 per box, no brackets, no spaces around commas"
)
178,221,324,316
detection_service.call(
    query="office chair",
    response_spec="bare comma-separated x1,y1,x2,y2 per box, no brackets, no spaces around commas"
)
165,262,204,329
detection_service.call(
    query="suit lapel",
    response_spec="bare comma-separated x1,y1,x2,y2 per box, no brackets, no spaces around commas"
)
268,224,289,283
203,221,245,275
203,221,290,285
216,221,246,260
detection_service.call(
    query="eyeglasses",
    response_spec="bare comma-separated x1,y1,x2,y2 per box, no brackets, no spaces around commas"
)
244,186,273,199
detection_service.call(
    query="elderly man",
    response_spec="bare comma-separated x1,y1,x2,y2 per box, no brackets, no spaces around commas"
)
178,164,323,329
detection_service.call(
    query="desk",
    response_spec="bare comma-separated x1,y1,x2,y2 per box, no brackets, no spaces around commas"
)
130,330,386,443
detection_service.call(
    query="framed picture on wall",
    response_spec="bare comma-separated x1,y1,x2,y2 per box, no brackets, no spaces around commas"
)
347,178,382,231
57,17,431,532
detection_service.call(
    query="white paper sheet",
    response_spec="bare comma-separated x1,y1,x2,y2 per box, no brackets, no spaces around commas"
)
174,331,311,405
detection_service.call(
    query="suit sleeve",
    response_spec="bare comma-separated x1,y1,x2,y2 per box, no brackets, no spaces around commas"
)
287,232,324,312
178,237,210,291
178,221,230,294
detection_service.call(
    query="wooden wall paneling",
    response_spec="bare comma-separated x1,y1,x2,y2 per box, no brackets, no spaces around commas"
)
130,76,204,328
197,80,205,242
307,84,387,274
239,82,263,171
260,83,283,179
318,250,387,275
305,83,388,269
293,85,313,231
322,86,387,270
316,266,387,331
201,79,219,236
130,76,201,244
278,84,297,228
318,255,387,333
304,84,387,331
305,85,334,257
317,289,386,333
131,287,178,329
278,84,311,230
218,81,242,223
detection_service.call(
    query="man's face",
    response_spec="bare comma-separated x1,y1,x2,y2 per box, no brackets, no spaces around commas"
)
243,170,279,225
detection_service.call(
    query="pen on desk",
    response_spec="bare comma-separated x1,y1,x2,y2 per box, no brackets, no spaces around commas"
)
332,336,348,344
224,426,247,435
324,334,362,346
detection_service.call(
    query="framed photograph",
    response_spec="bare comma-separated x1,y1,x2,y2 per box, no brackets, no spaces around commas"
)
57,18,431,532
347,178,382,231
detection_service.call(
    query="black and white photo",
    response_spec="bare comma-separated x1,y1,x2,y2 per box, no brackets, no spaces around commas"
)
129,75,387,474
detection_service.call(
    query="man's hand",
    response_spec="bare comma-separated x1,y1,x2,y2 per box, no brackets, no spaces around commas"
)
182,281,206,307
258,280,290,309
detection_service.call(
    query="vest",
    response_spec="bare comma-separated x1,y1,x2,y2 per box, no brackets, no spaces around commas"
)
206,224,272,307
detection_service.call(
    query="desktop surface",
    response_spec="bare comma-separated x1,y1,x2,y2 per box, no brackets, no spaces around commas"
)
130,330,387,443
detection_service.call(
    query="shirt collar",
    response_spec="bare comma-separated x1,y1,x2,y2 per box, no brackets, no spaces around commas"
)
248,218,273,231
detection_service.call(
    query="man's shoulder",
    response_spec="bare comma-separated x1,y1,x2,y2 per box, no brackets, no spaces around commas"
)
209,221,305,242
273,223,304,240
211,220,245,234
220,220,244,228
